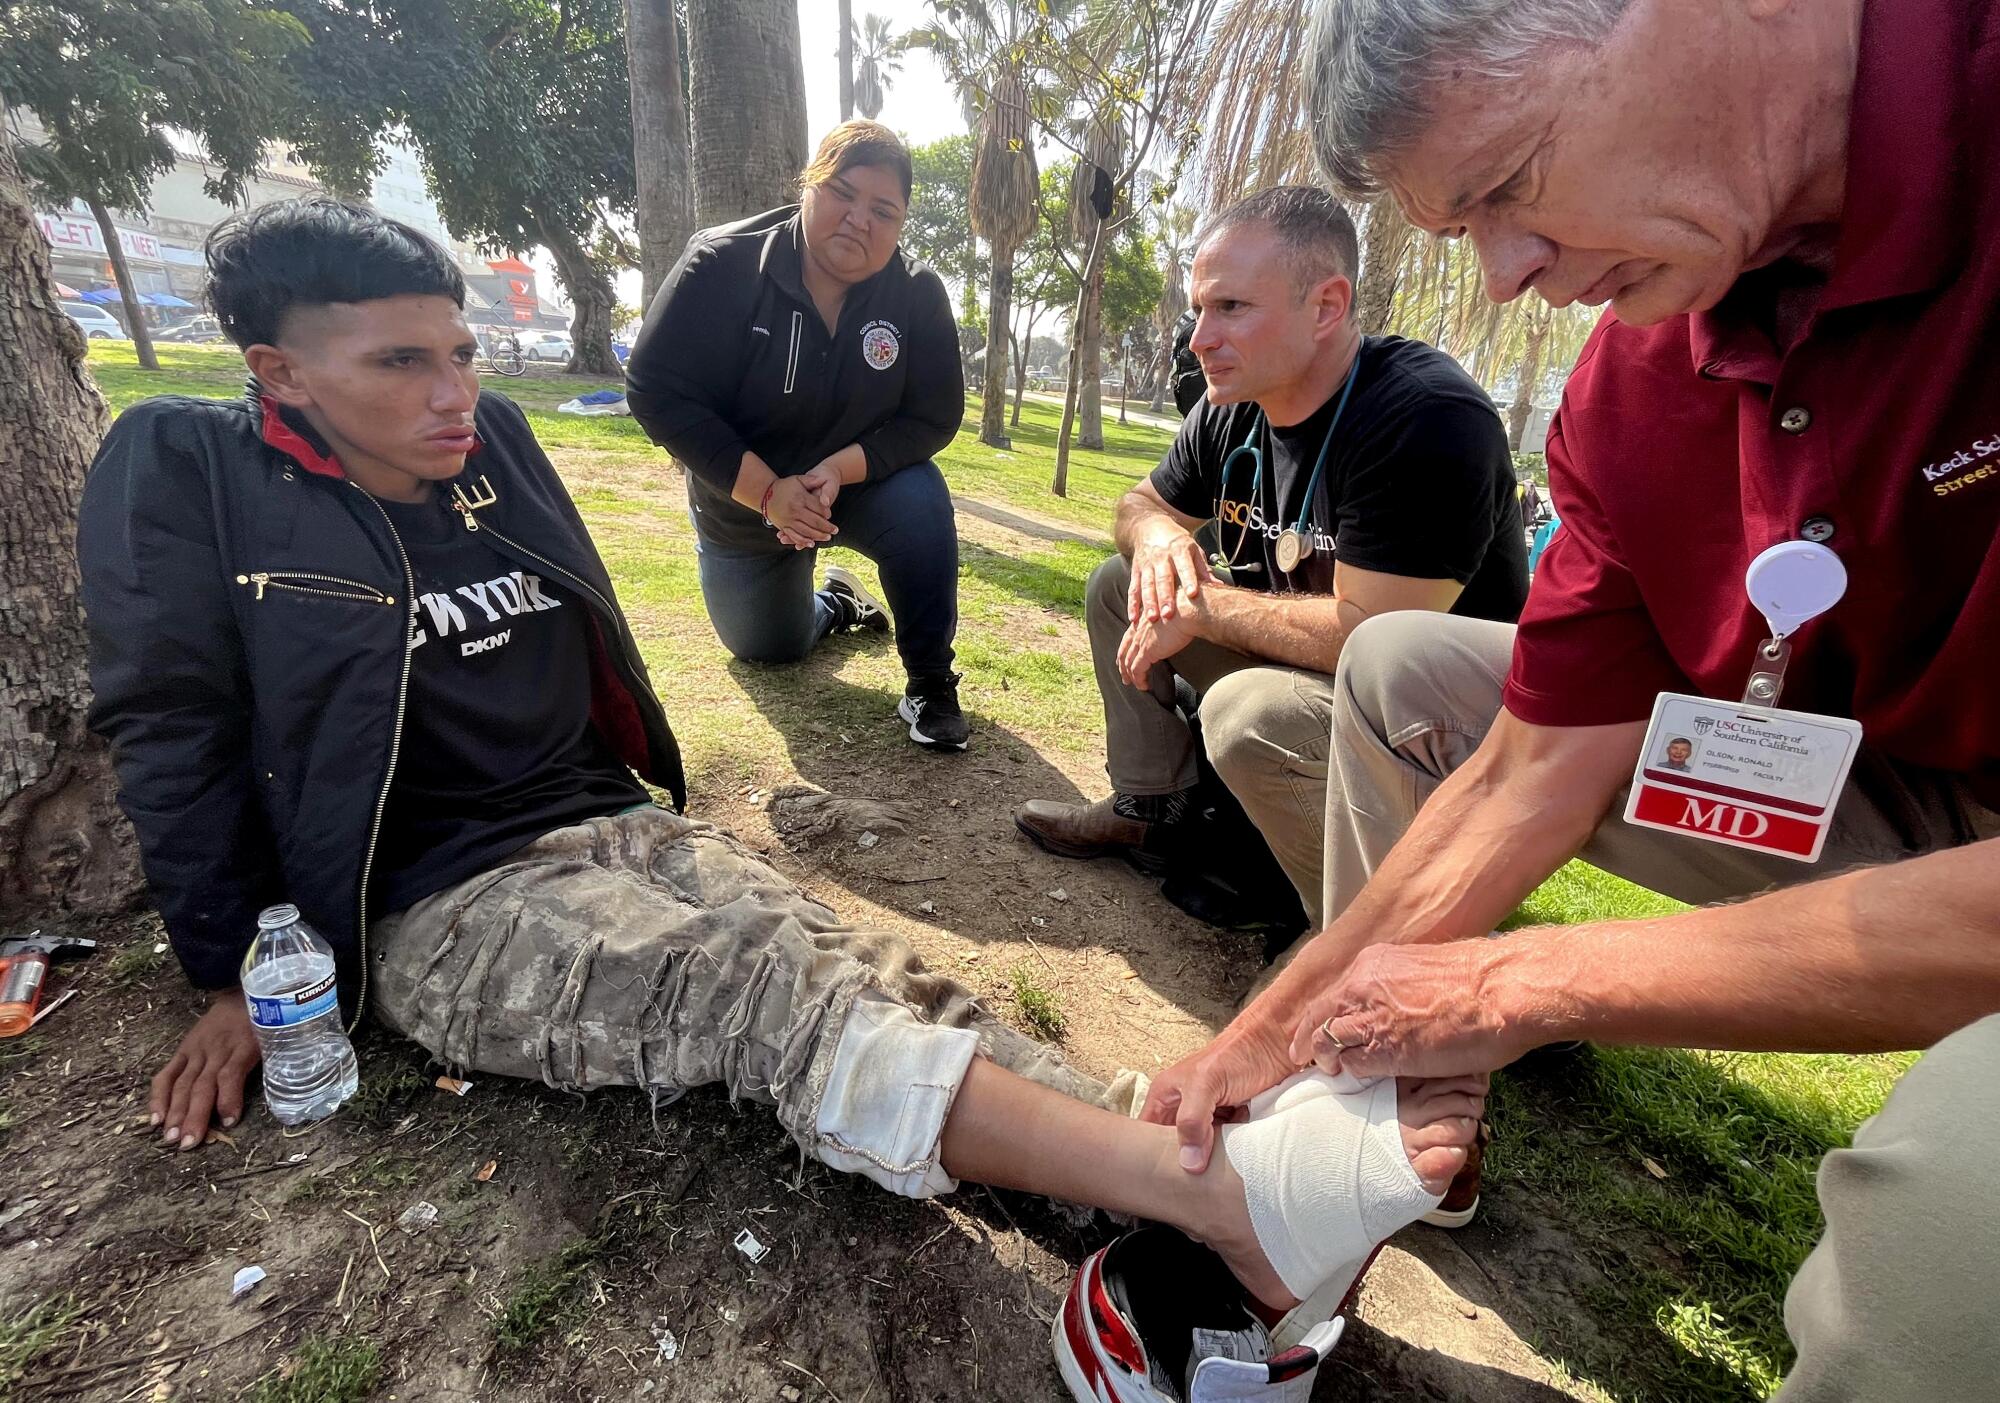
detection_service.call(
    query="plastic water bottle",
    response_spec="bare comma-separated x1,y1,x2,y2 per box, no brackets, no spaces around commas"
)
240,904,358,1125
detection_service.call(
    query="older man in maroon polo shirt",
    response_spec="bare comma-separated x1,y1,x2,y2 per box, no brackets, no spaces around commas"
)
1140,0,2000,1394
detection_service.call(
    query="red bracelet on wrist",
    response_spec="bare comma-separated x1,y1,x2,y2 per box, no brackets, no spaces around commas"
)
759,481,777,526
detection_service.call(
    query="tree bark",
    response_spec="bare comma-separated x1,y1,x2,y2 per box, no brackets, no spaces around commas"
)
1507,308,1551,451
0,120,145,921
87,197,158,372
687,0,810,225
1009,303,1039,428
1076,262,1104,449
1051,221,1110,496
979,248,1013,449
539,224,621,375
1147,325,1170,413
624,0,693,309
1352,196,1414,337
838,0,854,121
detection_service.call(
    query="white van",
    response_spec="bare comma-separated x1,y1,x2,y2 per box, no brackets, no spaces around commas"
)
63,301,125,339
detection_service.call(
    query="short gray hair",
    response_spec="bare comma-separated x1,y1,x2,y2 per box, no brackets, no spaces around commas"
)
1201,186,1359,291
1306,0,1634,199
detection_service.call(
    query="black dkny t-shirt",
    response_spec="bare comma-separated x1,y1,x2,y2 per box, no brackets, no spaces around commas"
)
1150,335,1528,622
371,493,647,913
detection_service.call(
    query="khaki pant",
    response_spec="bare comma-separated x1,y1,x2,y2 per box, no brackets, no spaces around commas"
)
1777,1011,2000,1402
1321,612,2000,924
371,807,1117,1197
1321,611,2000,1399
1088,554,1340,925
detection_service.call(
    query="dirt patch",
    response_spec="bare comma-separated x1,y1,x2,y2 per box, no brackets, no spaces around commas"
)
2,483,1616,1402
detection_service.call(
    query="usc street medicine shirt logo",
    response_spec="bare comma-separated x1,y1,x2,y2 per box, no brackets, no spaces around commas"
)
407,569,564,658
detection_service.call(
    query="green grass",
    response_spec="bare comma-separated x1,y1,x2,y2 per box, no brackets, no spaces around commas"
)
82,341,1913,1401
490,1236,606,1355
1009,963,1069,1041
0,1295,83,1391
250,1337,382,1403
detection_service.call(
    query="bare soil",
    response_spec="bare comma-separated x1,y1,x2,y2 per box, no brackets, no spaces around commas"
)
0,497,1615,1402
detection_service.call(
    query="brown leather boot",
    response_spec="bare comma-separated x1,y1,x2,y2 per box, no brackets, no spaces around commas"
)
1013,795,1160,869
1422,1119,1490,1229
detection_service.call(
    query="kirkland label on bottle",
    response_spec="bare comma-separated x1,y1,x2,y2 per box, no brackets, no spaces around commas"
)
247,972,338,1028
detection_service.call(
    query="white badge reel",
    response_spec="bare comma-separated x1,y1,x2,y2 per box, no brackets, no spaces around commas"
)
1623,541,1862,863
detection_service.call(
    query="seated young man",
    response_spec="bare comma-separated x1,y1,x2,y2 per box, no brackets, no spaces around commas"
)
1015,188,1528,934
78,199,1482,1388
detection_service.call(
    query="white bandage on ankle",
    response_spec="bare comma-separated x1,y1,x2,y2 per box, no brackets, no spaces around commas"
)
1219,1070,1444,1301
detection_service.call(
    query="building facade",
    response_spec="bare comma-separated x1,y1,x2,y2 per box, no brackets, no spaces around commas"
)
13,113,562,335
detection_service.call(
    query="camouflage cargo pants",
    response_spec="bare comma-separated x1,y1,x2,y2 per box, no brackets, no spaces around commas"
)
371,806,1120,1196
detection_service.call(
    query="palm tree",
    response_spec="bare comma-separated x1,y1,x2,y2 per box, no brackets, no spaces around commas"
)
686,0,809,224
911,3,1048,449
1067,112,1126,448
624,0,693,306
969,67,1039,448
838,0,855,119
1147,202,1196,411
853,14,902,120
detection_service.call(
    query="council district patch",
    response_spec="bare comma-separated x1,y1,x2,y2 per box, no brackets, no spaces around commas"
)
860,319,900,370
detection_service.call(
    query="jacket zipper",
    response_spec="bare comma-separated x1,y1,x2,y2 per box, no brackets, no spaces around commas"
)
448,501,674,791
236,570,397,606
783,310,802,395
345,485,417,1033
450,498,622,620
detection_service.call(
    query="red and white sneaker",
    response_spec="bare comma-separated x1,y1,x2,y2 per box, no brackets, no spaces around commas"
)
1052,1227,1352,1403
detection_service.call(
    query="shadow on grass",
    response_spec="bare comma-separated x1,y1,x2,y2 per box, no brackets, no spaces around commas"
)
958,538,1102,619
723,641,1086,807
954,496,1110,548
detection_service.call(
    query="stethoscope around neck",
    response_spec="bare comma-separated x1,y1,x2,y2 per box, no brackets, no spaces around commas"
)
1212,352,1362,577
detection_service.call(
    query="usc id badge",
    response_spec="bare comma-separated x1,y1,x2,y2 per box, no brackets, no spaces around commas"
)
1624,694,1862,863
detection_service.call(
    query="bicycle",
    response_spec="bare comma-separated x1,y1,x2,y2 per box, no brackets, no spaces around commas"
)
480,332,526,377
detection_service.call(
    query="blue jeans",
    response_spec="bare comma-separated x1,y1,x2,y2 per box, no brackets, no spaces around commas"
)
693,461,958,681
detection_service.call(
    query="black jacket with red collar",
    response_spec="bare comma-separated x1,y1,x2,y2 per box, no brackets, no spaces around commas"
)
78,387,684,1013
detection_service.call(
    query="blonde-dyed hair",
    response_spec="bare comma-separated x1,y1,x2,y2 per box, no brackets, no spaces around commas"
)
799,119,913,204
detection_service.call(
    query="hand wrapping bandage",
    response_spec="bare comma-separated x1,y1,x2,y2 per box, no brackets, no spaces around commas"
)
1219,1070,1444,1300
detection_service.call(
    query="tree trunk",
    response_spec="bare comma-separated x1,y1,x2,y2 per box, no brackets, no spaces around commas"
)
1009,304,1038,428
1507,309,1551,451
687,0,810,225
1052,221,1110,496
87,197,157,372
979,248,1013,449
1118,342,1129,425
625,0,693,309
1147,324,1170,413
1352,196,1414,336
540,225,621,375
1076,259,1105,449
837,0,854,121
0,119,145,921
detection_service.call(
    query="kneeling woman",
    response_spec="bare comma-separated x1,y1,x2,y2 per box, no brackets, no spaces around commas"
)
627,121,969,750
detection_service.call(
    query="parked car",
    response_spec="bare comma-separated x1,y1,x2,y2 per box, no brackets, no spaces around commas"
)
520,331,573,362
156,314,225,344
62,301,125,339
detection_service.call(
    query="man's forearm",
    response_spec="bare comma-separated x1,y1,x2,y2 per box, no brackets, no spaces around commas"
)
1187,584,1357,674
1115,493,1190,559
1499,836,2000,1053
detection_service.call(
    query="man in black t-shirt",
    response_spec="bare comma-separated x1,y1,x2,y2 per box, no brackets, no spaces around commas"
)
1016,188,1527,931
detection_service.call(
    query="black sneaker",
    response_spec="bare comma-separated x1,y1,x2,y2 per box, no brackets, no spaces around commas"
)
898,672,970,751
823,564,891,633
